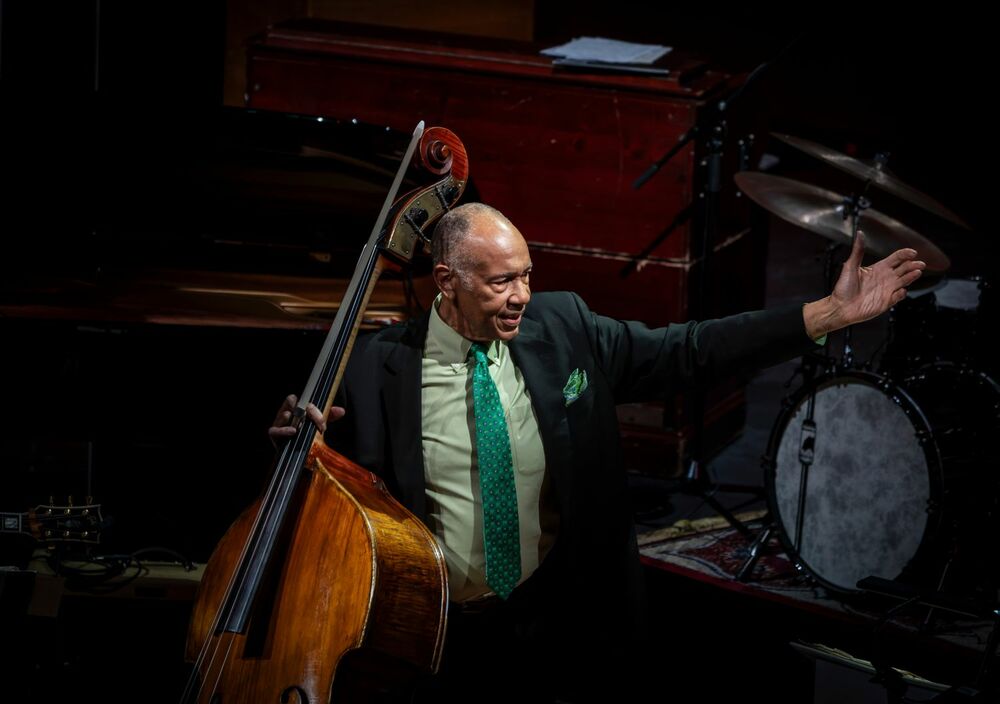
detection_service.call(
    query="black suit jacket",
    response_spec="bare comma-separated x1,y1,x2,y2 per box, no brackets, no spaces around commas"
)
330,291,813,642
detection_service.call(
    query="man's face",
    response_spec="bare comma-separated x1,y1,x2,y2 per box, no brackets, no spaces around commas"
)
436,214,533,342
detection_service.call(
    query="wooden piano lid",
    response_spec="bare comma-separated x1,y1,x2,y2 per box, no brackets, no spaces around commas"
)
0,269,437,331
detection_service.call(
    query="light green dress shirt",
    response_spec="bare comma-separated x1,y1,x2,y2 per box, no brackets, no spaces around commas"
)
421,298,557,602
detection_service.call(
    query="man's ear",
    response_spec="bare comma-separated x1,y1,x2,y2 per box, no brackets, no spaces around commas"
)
433,263,455,299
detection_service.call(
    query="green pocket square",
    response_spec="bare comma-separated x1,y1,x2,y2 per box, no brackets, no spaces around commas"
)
563,368,589,406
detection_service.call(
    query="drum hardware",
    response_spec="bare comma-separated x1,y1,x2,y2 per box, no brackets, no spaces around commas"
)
736,137,966,376
858,575,1000,698
789,219,872,562
734,136,997,603
737,349,831,582
736,359,973,589
733,171,952,279
769,132,971,231
752,362,1000,601
735,184,874,583
737,159,893,560
832,190,873,369
881,275,991,378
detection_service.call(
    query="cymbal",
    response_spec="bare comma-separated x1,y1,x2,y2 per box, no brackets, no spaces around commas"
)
770,133,970,230
734,171,951,276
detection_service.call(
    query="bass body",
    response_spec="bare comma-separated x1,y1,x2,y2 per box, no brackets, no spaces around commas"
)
183,123,467,703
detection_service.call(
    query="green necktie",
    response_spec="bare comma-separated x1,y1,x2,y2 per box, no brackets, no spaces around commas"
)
470,342,521,600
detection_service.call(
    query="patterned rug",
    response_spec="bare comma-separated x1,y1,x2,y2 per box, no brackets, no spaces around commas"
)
637,512,996,657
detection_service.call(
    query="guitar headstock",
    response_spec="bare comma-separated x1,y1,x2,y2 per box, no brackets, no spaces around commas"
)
26,502,103,545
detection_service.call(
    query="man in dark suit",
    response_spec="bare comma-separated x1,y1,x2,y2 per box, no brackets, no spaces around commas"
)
271,202,924,701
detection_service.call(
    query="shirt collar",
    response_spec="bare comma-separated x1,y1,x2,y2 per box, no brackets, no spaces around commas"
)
426,294,503,367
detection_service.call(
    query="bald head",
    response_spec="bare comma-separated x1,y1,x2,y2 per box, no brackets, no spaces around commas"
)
432,203,517,285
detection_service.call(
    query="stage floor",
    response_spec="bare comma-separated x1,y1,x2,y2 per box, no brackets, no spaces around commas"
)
636,510,996,701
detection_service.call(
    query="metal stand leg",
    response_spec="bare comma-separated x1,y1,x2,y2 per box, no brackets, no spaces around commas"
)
735,519,774,582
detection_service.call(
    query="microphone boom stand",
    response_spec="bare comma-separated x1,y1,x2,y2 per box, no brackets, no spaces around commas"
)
631,50,787,537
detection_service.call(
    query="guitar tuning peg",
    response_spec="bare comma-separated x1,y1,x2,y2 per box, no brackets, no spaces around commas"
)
49,495,54,505
68,496,74,506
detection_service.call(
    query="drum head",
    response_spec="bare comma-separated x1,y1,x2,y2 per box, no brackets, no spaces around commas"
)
768,374,932,593
933,278,981,311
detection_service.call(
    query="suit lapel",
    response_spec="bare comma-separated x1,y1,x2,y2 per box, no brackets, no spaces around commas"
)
382,314,429,520
509,317,573,511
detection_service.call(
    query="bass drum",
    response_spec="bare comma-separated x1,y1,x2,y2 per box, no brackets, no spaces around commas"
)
765,363,1000,597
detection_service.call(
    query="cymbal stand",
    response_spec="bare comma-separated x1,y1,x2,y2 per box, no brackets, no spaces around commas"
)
736,346,831,581
794,192,870,553
836,191,871,369
736,212,866,581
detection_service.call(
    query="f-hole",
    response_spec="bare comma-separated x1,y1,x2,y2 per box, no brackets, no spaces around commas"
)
280,685,309,703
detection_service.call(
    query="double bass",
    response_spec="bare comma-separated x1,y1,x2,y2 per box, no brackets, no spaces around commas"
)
183,123,468,702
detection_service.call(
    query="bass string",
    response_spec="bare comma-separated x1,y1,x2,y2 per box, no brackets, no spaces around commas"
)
184,226,384,702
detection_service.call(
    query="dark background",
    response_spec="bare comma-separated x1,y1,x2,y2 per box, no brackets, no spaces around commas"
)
0,2,992,701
